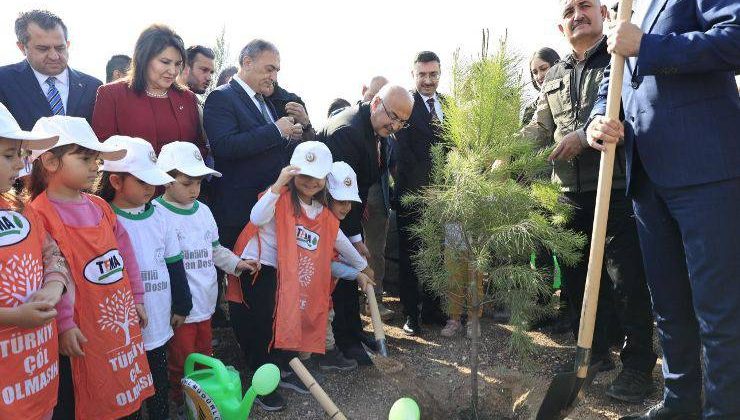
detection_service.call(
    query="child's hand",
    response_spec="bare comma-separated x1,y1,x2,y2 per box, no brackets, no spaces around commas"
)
271,165,301,193
361,265,375,280
356,272,376,293
170,314,186,329
237,259,261,274
135,304,148,329
60,328,87,357
27,281,65,307
11,302,58,328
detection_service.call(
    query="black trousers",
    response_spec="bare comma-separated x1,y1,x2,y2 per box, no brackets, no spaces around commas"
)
396,199,444,320
229,265,295,374
560,190,656,373
331,279,363,350
145,345,169,419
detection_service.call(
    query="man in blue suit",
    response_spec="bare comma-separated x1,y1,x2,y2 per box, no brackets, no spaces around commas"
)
0,10,101,131
587,1,740,418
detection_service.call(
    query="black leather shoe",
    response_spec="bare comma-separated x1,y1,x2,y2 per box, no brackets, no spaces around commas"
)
403,316,420,335
619,402,700,420
358,331,379,352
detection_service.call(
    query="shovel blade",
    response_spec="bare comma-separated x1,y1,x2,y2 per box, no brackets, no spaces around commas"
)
535,362,603,420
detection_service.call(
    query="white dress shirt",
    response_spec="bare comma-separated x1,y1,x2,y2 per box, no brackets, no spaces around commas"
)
420,92,444,121
32,66,69,112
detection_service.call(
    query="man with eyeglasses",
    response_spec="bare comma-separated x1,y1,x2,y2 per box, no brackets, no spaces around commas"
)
318,84,413,366
394,51,449,336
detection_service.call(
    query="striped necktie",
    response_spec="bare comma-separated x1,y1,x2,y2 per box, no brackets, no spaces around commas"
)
427,97,438,122
45,77,65,116
254,94,273,123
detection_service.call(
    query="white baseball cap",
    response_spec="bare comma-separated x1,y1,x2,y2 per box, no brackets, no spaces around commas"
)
289,141,333,179
327,161,361,203
30,116,127,161
0,103,58,150
101,136,175,186
156,141,221,178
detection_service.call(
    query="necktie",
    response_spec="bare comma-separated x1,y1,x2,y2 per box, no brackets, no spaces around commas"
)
254,94,273,123
427,97,438,121
46,77,65,116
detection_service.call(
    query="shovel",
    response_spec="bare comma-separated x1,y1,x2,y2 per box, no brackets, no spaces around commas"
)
289,357,348,420
536,1,632,418
365,284,406,373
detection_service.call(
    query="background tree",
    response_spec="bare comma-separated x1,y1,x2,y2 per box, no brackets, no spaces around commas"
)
404,30,584,417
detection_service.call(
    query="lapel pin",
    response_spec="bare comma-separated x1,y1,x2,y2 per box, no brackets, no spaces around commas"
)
179,105,184,111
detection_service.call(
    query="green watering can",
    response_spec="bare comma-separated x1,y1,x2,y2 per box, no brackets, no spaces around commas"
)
388,397,421,420
182,353,279,420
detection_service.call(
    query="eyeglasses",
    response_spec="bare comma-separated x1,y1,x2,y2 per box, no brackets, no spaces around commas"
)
414,72,440,81
380,99,410,130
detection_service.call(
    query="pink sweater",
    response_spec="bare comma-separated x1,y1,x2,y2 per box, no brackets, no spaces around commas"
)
51,195,143,333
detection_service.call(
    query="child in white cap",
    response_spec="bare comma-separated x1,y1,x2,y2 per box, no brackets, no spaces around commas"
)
26,116,154,419
152,141,257,411
226,141,368,411
97,135,192,420
315,161,376,372
0,104,71,420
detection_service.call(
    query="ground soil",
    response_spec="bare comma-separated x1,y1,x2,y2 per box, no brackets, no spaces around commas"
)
208,295,663,420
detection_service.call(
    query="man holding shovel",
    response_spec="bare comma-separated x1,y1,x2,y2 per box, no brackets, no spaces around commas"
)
521,0,656,403
587,0,740,418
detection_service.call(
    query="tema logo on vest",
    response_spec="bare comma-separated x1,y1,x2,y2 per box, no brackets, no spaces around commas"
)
84,249,125,285
295,225,319,251
0,211,31,247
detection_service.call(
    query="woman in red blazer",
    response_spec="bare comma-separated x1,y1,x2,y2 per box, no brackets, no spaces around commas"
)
92,24,206,157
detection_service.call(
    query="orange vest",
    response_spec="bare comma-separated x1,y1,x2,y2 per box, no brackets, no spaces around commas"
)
0,201,59,418
31,193,154,420
226,188,339,353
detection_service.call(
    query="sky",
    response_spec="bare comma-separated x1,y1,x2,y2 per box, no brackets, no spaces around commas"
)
1,0,571,126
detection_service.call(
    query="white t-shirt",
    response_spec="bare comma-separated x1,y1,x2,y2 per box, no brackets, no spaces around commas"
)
153,197,221,323
113,204,182,350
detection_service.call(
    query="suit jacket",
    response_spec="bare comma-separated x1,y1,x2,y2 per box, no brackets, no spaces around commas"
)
591,0,740,192
394,91,446,195
317,103,378,238
203,78,292,229
0,60,101,130
92,80,205,156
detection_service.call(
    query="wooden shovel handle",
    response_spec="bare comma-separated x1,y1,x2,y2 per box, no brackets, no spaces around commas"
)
289,358,347,420
364,284,386,342
576,0,634,371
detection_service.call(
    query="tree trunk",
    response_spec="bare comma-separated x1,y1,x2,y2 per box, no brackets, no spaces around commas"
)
469,262,480,419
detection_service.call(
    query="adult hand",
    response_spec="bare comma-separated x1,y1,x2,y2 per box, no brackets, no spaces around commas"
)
135,304,148,329
27,281,65,307
9,302,57,328
586,115,625,152
60,327,87,357
285,102,310,126
289,123,304,141
275,116,296,138
606,20,643,57
170,314,186,329
354,241,371,261
548,131,585,161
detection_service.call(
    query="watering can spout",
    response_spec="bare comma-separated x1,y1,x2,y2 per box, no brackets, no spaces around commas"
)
238,363,281,417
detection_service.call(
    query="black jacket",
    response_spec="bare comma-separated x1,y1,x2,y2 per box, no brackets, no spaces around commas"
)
267,84,316,141
317,103,378,238
394,91,446,195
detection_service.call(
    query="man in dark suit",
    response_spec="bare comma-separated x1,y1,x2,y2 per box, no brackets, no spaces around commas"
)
318,84,413,364
0,10,101,131
267,82,316,142
203,39,304,250
587,1,740,417
394,51,448,335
